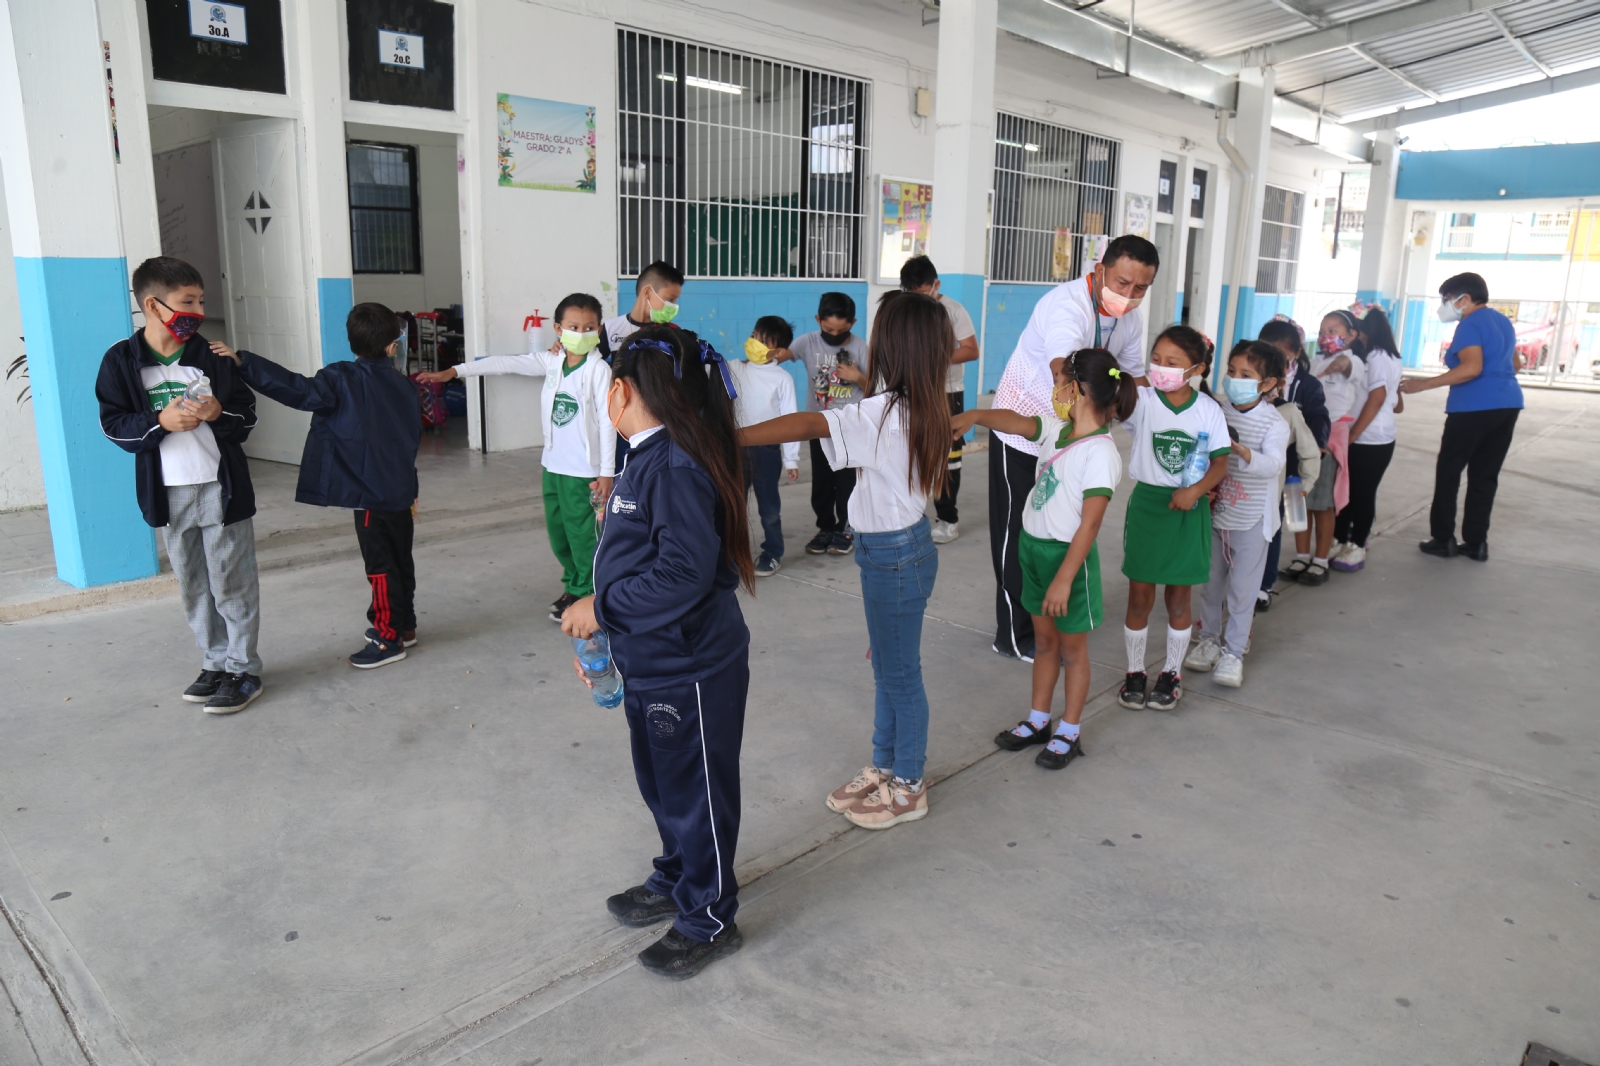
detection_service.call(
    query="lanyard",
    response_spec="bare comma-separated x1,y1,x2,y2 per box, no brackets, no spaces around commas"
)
1087,277,1118,350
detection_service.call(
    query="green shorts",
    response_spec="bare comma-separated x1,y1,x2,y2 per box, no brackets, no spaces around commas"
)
1121,479,1212,587
1020,530,1103,634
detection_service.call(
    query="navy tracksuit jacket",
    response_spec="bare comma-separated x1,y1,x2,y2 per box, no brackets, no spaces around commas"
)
593,428,750,941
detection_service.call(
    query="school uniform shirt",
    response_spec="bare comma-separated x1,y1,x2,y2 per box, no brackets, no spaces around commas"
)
791,330,870,412
941,294,978,392
817,392,925,533
1313,350,1368,422
1019,415,1122,544
1213,399,1290,540
1123,385,1232,488
453,350,616,477
727,359,800,468
992,273,1147,456
1353,347,1403,446
601,313,652,357
139,343,222,486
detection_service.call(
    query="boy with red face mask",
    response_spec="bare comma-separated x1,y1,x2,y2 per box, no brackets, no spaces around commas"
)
96,256,265,714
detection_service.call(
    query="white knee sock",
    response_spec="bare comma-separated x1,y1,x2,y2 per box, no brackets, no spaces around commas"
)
1165,626,1191,676
1124,626,1147,673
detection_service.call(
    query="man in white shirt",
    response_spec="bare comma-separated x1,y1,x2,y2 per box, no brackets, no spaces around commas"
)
900,256,979,544
988,236,1159,661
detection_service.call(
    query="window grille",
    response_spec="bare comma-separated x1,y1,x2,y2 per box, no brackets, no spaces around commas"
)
1532,211,1572,234
347,142,420,274
616,28,870,280
988,113,1120,284
1256,185,1304,295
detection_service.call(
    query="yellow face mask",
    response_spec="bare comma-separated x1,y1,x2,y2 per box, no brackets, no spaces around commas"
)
1052,383,1075,422
744,336,770,365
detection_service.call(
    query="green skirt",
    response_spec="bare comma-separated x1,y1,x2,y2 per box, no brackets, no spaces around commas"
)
1020,531,1103,633
1121,480,1212,587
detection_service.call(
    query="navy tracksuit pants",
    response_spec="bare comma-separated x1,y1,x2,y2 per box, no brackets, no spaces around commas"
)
625,656,749,942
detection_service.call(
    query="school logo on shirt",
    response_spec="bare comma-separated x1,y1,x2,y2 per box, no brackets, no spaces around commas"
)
645,702,681,737
1031,465,1059,510
551,392,579,427
610,494,637,515
145,380,188,412
1151,429,1197,475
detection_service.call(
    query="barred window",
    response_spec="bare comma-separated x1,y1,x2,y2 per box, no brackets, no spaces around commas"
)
616,28,870,280
989,113,1119,284
347,142,420,274
1256,185,1304,295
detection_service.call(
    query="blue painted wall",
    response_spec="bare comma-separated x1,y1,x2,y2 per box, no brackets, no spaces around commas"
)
981,282,1052,393
16,256,158,587
1396,143,1600,202
318,277,355,364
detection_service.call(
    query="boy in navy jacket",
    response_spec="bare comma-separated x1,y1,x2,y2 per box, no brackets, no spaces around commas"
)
97,256,264,714
218,302,422,668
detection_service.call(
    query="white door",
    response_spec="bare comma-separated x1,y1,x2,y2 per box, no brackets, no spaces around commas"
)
214,119,313,465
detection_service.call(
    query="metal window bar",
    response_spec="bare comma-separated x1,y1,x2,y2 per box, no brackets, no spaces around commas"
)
1256,185,1304,295
348,142,421,274
616,28,870,280
988,112,1120,284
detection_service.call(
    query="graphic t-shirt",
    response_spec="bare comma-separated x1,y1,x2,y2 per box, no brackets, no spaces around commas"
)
139,342,220,487
1122,385,1231,488
792,330,870,411
1020,415,1122,543
543,356,592,478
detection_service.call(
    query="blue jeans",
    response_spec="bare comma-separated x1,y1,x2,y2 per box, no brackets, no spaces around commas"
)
855,516,939,781
743,445,784,561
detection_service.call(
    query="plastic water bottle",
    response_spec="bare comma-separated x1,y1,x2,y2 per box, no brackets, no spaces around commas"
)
1283,475,1309,533
1179,431,1211,488
573,631,624,708
184,375,213,404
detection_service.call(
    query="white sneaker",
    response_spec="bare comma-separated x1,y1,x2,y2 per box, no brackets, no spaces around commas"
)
1183,635,1223,673
931,520,959,544
1212,652,1244,687
1332,544,1366,572
1328,541,1351,561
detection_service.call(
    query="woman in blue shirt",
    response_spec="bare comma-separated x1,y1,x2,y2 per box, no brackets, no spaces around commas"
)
1398,272,1523,561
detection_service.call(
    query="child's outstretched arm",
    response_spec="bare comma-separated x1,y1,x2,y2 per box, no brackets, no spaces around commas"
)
1041,495,1110,616
222,346,340,413
952,406,1038,440
740,412,830,447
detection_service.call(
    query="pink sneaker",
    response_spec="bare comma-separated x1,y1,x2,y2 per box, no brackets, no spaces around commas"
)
826,766,891,813
844,779,928,830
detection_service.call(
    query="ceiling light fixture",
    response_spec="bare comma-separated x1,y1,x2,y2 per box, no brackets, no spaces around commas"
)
687,75,743,95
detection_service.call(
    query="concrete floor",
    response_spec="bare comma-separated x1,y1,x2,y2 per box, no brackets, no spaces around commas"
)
0,387,1596,1066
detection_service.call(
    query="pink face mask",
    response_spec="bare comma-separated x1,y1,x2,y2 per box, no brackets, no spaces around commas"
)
1148,364,1191,392
1318,334,1349,355
1098,285,1141,318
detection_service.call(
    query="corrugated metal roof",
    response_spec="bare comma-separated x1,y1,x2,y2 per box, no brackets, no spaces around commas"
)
1526,12,1600,68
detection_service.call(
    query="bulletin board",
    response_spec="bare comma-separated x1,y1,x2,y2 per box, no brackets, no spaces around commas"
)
878,177,933,284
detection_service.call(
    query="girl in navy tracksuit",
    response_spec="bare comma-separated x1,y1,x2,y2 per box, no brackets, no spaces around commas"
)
559,325,753,980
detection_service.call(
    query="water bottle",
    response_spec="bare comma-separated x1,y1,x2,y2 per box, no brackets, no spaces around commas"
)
573,631,624,708
1283,475,1309,533
184,375,213,404
1179,431,1211,488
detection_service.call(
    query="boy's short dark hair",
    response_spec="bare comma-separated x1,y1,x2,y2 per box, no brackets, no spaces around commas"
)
131,256,204,306
1440,271,1489,305
752,315,794,349
899,255,939,291
817,291,856,321
554,292,604,322
637,260,684,292
1103,235,1160,271
347,302,399,360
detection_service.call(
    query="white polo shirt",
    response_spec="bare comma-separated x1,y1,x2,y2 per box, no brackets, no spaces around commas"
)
818,392,926,533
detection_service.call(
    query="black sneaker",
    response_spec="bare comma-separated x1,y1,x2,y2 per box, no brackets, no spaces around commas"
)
805,531,832,555
182,669,228,703
754,554,782,577
1461,540,1488,561
1418,537,1458,558
204,673,263,715
606,884,677,927
637,923,743,980
549,591,578,622
1118,671,1148,709
350,630,407,670
994,718,1052,751
1035,735,1085,770
827,532,855,555
1147,670,1182,710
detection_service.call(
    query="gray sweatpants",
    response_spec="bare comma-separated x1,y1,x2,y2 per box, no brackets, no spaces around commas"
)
1198,518,1271,658
164,481,262,676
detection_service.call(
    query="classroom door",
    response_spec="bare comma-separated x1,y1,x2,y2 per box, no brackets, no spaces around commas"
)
214,118,313,465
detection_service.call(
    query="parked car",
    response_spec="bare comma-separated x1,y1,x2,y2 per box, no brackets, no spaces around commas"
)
1514,317,1580,372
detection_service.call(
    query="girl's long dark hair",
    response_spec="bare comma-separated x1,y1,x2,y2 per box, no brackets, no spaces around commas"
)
1067,347,1138,423
1154,324,1216,396
870,291,953,498
1357,306,1400,359
1323,308,1368,359
611,326,754,591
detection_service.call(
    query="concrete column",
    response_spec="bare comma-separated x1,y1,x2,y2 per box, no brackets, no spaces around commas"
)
1218,66,1275,348
291,0,354,363
0,0,158,587
1357,130,1404,310
930,0,996,403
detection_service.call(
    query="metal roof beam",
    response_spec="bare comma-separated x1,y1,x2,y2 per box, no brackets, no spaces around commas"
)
1348,63,1600,131
1350,44,1442,103
1484,9,1555,78
1210,0,1515,72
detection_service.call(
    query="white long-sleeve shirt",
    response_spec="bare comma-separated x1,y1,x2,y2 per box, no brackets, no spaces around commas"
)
1213,399,1289,539
727,360,800,468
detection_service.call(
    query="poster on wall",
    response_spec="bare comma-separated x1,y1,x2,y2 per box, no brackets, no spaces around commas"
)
1124,192,1154,240
1083,233,1110,266
496,94,596,193
878,177,933,284
1050,228,1073,281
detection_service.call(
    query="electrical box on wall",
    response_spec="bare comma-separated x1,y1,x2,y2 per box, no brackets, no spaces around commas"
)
146,0,286,94
347,0,455,111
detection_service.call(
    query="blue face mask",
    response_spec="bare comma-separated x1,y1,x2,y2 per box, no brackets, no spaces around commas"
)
1224,376,1264,407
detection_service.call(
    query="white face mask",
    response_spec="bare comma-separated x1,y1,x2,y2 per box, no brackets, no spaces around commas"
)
1437,295,1464,324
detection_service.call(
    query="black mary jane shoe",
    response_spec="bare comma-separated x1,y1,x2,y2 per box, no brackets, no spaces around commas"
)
637,924,744,980
1278,558,1311,583
994,718,1052,751
606,884,677,927
1035,735,1085,770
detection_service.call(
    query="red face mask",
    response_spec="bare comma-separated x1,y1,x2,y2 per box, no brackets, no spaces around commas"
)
154,298,205,342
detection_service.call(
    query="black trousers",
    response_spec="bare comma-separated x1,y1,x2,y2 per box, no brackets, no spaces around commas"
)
627,656,749,942
988,439,1036,657
809,437,856,533
354,508,416,640
1429,408,1519,545
934,391,964,524
1335,441,1396,547
744,444,784,560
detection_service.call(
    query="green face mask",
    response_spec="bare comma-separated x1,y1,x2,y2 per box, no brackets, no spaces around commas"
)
649,299,679,325
561,329,600,356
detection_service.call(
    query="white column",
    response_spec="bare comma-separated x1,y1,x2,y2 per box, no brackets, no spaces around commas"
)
1218,65,1275,348
1358,129,1403,308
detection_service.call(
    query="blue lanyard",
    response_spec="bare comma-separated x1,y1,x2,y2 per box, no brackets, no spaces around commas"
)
1088,277,1118,350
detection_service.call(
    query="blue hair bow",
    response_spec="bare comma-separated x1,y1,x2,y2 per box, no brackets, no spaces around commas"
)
628,337,739,399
